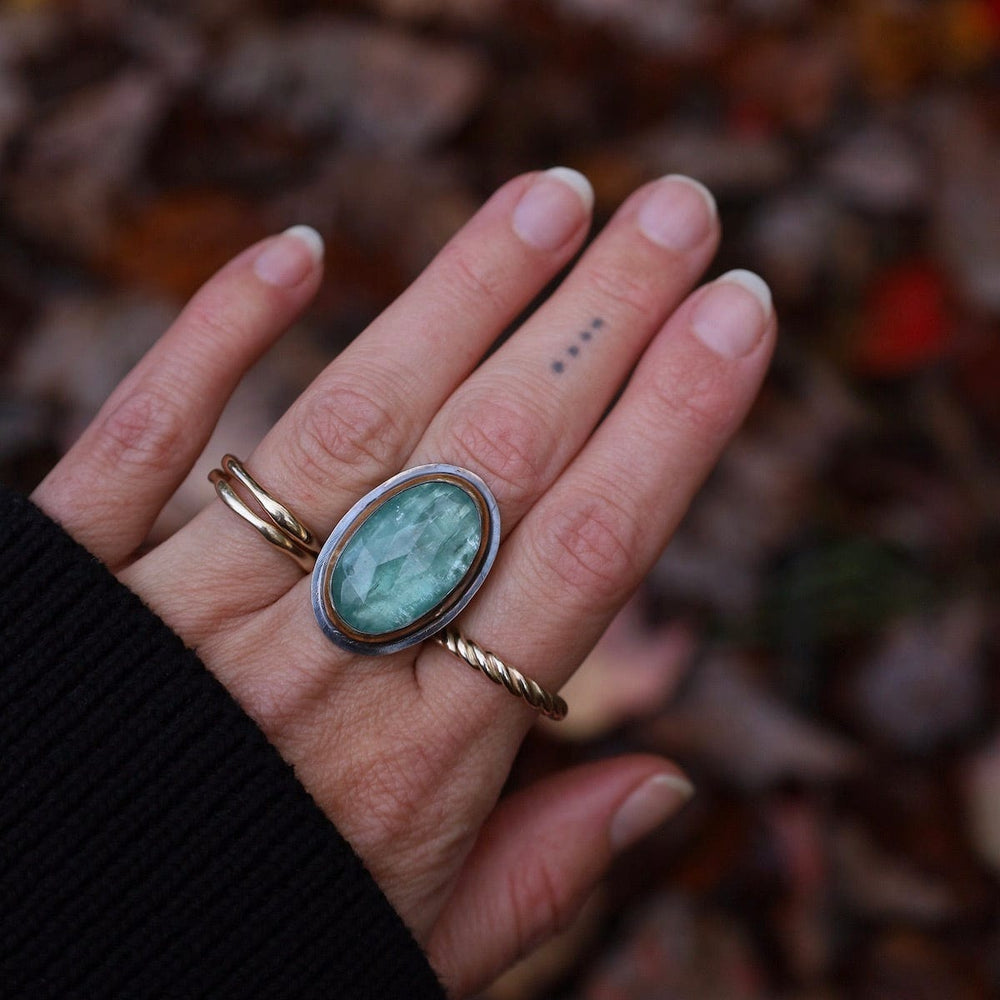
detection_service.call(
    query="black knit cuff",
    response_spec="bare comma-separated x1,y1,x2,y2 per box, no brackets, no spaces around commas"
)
0,488,444,1000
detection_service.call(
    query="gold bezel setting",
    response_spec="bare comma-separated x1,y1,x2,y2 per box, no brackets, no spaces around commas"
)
311,464,500,655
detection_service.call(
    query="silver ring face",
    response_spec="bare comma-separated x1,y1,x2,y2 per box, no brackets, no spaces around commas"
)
311,464,500,655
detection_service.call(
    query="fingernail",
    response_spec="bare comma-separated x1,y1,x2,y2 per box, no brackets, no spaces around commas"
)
512,167,593,251
610,773,695,852
254,225,324,288
638,174,717,251
690,269,772,359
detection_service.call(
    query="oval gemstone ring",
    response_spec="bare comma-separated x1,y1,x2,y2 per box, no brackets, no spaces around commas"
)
209,456,565,716
311,465,501,655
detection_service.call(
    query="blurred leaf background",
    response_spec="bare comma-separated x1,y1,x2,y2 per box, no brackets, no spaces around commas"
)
2,1,999,997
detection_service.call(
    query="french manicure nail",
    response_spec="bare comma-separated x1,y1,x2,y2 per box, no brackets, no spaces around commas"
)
610,773,695,852
512,167,593,251
690,269,772,359
254,225,325,288
638,174,717,251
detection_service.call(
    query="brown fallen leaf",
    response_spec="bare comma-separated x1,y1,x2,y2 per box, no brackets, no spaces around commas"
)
765,794,832,982
963,731,1000,874
848,600,987,753
641,654,859,789
581,893,771,1000
209,17,485,150
369,0,504,25
7,72,169,258
851,928,986,1000
10,291,177,444
543,599,695,741
556,0,723,57
104,189,266,300
927,97,1000,315
834,824,959,923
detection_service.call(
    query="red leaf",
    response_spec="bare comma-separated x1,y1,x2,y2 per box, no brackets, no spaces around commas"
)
854,260,952,376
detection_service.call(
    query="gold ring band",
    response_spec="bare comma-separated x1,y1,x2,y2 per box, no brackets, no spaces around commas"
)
209,455,568,720
208,454,320,571
434,628,568,720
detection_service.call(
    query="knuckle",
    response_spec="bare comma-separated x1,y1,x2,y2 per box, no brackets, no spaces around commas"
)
289,380,402,489
94,381,187,474
438,245,509,315
446,396,551,506
648,362,736,445
531,491,637,606
584,259,661,322
182,298,245,348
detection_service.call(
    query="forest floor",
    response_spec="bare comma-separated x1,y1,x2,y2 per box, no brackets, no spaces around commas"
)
2,2,1000,997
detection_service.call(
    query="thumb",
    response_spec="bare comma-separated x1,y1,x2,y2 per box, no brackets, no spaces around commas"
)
426,755,694,997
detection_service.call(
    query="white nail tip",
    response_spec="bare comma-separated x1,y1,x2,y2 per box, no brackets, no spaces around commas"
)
717,269,772,314
664,174,718,220
545,166,595,212
283,224,325,263
652,772,697,800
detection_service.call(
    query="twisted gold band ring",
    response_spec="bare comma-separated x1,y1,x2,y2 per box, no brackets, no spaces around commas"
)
434,628,568,720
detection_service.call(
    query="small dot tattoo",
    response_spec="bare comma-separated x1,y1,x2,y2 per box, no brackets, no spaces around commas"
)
550,317,604,374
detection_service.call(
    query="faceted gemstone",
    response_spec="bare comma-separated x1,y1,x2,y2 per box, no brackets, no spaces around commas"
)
330,481,482,635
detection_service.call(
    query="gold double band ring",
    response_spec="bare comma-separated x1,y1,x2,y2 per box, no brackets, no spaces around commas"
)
209,455,568,721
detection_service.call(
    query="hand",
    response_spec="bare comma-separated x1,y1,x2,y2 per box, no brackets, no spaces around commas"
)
32,169,775,996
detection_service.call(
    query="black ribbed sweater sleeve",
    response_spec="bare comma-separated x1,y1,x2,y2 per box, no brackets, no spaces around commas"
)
0,488,445,1000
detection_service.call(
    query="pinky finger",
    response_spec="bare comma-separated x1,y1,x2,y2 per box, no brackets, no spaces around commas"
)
32,226,324,567
426,756,693,997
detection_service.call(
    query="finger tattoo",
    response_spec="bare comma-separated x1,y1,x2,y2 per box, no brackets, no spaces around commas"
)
550,316,605,375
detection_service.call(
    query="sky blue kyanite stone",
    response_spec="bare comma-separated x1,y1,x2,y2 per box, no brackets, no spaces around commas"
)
331,481,482,635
